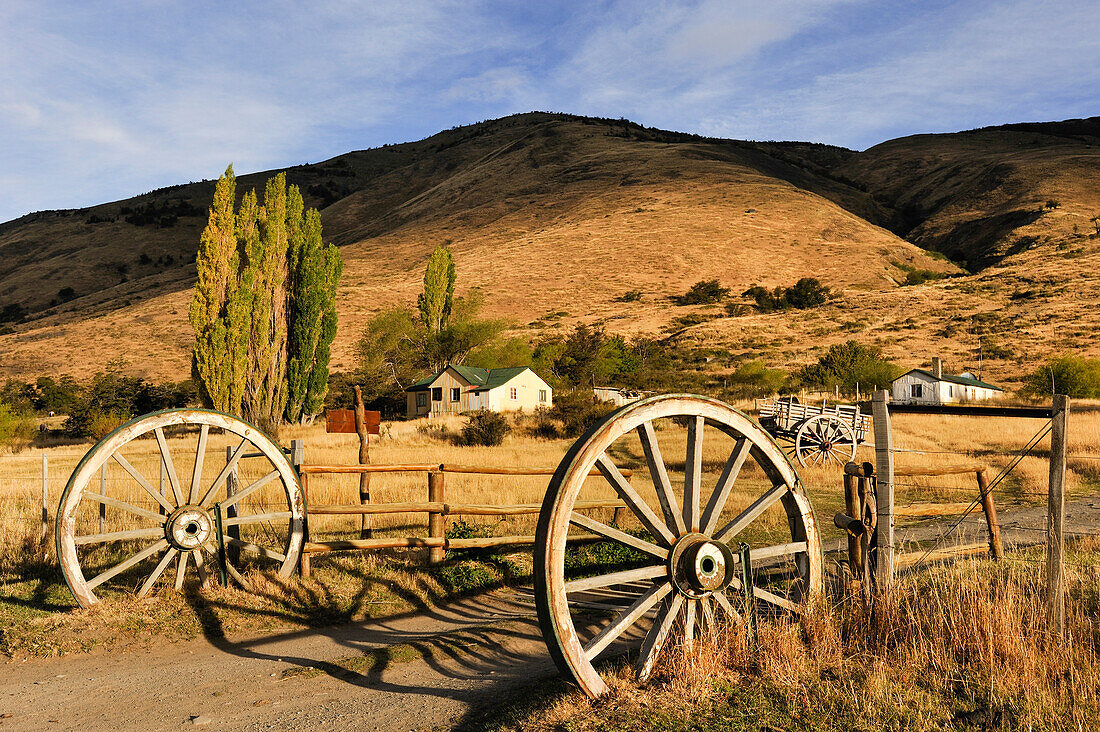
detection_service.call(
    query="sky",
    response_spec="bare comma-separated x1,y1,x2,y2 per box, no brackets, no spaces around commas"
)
2,0,1098,223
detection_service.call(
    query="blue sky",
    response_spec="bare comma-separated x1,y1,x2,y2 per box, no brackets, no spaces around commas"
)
2,0,1097,223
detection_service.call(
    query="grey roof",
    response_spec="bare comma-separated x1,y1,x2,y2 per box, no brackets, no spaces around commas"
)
406,365,542,393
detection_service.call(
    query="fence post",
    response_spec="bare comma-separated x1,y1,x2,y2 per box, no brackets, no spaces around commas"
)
428,470,445,565
225,445,241,565
299,471,312,579
842,468,863,579
871,389,894,590
975,469,1004,560
40,454,49,544
354,385,373,540
1046,394,1069,638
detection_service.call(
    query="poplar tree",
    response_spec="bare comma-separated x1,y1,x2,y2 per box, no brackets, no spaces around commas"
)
417,244,455,332
285,207,343,423
242,174,291,431
189,166,243,413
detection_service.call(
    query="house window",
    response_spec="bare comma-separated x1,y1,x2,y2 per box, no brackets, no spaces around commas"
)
539,389,547,403
910,384,923,399
416,392,427,408
431,387,442,401
451,387,461,402
948,385,954,398
510,387,517,400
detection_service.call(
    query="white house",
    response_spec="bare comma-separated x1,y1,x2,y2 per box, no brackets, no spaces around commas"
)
891,357,1003,405
406,365,553,418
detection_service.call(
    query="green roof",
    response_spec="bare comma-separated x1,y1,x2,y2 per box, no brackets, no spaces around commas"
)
907,369,1003,391
406,365,536,392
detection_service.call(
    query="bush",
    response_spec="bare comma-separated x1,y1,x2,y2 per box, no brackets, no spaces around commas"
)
674,279,729,305
614,290,643,303
546,390,617,438
726,360,788,398
460,410,510,446
784,278,830,309
797,341,901,393
1023,355,1100,398
0,402,36,453
742,284,786,312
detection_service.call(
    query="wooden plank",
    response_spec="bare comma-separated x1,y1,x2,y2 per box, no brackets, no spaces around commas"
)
894,465,987,476
896,543,990,569
894,502,977,517
297,463,629,477
308,502,445,515
304,537,446,552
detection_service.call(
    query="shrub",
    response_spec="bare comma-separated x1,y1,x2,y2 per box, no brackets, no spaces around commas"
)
783,277,830,309
547,390,617,438
742,284,786,312
460,410,510,446
725,360,788,398
1023,355,1100,398
0,402,36,453
674,279,729,305
797,341,901,393
614,290,643,303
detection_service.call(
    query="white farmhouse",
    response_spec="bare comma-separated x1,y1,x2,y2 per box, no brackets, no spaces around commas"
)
406,365,552,418
890,357,1003,405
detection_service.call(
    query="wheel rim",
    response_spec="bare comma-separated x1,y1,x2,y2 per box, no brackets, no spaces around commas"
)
56,409,305,608
794,414,856,467
535,394,822,698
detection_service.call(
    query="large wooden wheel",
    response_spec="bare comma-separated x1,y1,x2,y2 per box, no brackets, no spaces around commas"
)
794,414,857,467
57,409,305,608
535,394,821,698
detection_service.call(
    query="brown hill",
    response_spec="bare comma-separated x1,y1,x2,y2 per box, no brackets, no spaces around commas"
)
1,113,1097,387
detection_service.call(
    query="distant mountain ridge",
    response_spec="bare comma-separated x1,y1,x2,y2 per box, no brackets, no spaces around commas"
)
1,112,1098,384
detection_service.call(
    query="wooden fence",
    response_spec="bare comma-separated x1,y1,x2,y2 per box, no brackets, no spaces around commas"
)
296,463,630,578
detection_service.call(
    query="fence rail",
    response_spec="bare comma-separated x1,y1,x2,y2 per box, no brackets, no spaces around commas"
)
297,463,633,577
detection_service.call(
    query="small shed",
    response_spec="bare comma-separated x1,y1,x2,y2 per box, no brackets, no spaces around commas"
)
891,358,1003,405
406,365,552,418
593,387,646,407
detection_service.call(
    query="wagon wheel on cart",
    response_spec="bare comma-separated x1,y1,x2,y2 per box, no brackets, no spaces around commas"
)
535,394,821,698
57,409,305,608
793,414,857,468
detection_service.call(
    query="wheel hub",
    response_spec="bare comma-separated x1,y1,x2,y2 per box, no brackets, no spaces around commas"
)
165,506,213,550
667,533,735,598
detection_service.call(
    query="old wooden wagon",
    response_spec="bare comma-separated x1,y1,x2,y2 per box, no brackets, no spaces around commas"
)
757,396,871,467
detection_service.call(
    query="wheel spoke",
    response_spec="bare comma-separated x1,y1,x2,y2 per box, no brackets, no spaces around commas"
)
225,557,247,586
700,437,751,535
699,595,715,634
86,539,170,590
683,598,697,649
137,547,178,598
683,416,704,532
154,428,184,506
714,482,789,542
83,492,167,524
225,537,286,563
569,513,669,560
222,511,293,526
199,437,250,507
728,576,801,614
596,456,676,546
174,551,188,590
189,424,209,504
636,593,684,681
191,548,208,584
712,590,742,622
636,422,686,536
566,564,668,594
218,470,280,511
74,527,166,546
584,581,672,660
112,453,175,513
749,541,808,564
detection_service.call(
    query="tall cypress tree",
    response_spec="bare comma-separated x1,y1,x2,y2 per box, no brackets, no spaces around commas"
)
285,208,343,423
189,166,239,412
417,244,455,332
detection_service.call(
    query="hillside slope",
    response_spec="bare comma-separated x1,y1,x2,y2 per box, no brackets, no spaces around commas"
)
1,113,1097,386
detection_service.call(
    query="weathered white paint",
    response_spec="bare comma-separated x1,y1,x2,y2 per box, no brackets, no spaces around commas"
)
890,370,1001,405
406,367,552,418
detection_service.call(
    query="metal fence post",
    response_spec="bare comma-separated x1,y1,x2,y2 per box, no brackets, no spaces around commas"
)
872,390,895,590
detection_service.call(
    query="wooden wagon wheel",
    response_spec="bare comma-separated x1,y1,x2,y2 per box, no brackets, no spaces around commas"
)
57,409,305,608
535,394,821,698
794,414,857,467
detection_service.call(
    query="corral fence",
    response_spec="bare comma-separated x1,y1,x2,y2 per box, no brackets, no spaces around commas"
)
295,463,630,578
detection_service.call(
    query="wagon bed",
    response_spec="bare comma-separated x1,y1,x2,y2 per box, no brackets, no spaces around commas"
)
758,397,871,466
